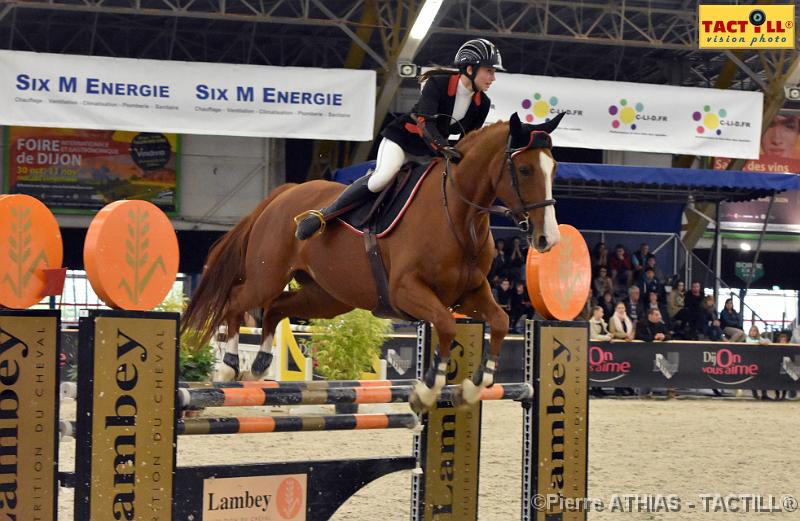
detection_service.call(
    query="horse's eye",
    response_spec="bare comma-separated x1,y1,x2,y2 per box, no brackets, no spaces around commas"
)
519,166,531,176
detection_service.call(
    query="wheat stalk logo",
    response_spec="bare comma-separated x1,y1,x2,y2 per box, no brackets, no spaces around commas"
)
2,206,49,297
119,207,167,304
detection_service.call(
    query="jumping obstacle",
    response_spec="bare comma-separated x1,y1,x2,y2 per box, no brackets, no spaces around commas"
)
177,382,533,408
6,310,588,521
61,412,419,437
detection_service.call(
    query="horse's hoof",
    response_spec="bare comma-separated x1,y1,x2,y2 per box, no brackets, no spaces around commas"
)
460,378,483,405
410,381,437,414
214,362,238,382
248,352,273,380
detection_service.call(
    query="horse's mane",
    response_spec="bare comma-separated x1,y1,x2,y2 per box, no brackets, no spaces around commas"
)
457,120,508,151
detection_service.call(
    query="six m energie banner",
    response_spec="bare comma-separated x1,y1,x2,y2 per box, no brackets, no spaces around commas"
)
5,127,179,213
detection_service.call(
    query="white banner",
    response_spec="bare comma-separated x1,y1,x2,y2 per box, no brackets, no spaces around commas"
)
0,50,376,141
487,73,764,159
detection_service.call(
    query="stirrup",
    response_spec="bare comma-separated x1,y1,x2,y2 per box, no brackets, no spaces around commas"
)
293,209,326,237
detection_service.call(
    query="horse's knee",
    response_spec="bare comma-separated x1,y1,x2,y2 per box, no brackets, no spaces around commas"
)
488,311,509,336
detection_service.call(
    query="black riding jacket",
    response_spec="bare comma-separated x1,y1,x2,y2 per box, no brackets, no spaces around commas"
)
381,74,491,157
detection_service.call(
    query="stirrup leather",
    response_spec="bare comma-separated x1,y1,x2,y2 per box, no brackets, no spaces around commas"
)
293,209,327,237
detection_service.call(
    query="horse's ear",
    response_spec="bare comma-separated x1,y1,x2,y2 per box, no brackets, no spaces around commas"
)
509,112,522,136
530,111,565,134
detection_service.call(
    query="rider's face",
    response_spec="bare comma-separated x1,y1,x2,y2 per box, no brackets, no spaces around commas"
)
471,66,496,92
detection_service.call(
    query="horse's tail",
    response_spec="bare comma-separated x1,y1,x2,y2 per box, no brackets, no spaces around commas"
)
181,183,297,345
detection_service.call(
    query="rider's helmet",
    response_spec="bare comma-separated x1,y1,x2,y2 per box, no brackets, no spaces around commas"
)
453,39,505,72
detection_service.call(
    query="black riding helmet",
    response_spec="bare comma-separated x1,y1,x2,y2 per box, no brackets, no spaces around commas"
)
453,38,504,90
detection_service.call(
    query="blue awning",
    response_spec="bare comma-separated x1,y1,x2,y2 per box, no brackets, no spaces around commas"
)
333,160,800,203
556,163,800,203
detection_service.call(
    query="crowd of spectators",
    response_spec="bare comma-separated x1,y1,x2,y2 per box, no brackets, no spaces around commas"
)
488,237,534,332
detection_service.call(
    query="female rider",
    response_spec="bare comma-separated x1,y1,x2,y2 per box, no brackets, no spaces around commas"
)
295,38,503,240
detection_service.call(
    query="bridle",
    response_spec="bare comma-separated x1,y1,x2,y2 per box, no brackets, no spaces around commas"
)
442,128,557,237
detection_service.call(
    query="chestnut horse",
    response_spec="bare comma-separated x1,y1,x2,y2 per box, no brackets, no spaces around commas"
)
182,112,564,410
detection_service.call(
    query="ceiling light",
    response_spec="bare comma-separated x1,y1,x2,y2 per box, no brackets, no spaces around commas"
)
409,0,443,40
740,242,752,251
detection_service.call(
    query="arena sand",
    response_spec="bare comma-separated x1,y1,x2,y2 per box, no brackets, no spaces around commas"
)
57,397,800,520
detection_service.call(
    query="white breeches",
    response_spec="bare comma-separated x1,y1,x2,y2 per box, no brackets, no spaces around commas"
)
367,138,407,192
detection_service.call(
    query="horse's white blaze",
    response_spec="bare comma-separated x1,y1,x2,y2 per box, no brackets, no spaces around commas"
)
539,152,560,250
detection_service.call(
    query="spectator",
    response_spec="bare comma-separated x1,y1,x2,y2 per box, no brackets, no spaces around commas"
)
609,302,635,341
746,325,771,400
493,278,514,316
608,245,633,291
631,242,650,278
508,237,526,282
593,241,609,274
645,290,670,328
677,281,705,340
642,254,666,283
719,298,745,342
599,290,615,320
638,267,661,298
590,306,612,341
636,308,671,342
624,286,645,326
593,267,614,297
702,295,724,341
495,239,509,278
510,282,533,332
667,280,685,318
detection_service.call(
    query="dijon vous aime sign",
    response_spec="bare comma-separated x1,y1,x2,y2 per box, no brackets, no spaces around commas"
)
0,50,376,141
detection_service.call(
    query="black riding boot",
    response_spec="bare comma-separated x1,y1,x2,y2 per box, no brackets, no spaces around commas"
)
294,175,373,240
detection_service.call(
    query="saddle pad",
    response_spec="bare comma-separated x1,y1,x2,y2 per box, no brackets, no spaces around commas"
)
338,161,435,238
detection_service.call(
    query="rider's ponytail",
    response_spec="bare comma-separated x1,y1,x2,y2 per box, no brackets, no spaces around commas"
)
418,66,459,83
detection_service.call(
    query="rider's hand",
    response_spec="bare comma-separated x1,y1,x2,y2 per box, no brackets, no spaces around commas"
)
440,146,462,164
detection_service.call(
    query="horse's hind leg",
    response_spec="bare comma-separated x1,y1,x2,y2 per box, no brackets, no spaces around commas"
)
393,279,457,413
452,280,509,404
217,280,285,381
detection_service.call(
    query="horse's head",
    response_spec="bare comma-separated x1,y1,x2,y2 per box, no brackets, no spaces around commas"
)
498,111,564,253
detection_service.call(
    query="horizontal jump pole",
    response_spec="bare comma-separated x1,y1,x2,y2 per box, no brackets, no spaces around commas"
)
60,413,419,438
61,379,419,400
178,382,534,409
179,379,418,390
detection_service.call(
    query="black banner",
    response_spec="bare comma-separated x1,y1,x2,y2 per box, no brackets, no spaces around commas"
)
589,341,800,390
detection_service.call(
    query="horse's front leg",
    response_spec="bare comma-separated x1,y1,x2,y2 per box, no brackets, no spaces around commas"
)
453,280,509,404
393,278,457,413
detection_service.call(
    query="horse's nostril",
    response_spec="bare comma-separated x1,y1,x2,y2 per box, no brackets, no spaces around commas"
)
537,235,548,250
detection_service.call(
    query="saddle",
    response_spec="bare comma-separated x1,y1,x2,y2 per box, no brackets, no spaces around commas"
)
337,161,434,238
337,161,435,321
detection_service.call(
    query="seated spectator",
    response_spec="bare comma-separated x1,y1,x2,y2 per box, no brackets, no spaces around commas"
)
636,308,671,342
746,325,771,400
494,239,509,279
609,302,635,341
624,286,645,326
492,278,514,316
745,325,769,344
667,280,685,319
637,267,661,299
508,237,527,282
641,254,665,283
777,333,789,343
590,306,613,341
608,245,633,292
593,267,613,297
599,291,615,320
631,242,650,279
593,241,608,274
510,282,533,332
674,281,705,340
719,298,745,342
645,290,670,328
702,295,724,341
